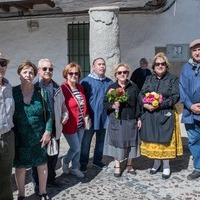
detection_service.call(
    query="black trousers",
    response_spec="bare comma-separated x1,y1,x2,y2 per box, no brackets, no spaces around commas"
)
32,138,60,185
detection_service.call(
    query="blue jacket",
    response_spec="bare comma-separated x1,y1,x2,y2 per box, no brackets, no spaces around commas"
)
80,73,113,130
180,61,200,123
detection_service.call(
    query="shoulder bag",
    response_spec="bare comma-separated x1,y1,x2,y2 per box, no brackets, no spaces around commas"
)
41,88,58,156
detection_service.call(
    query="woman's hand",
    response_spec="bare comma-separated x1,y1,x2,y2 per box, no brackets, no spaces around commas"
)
61,112,69,125
112,101,120,109
40,131,51,147
137,119,142,130
144,104,157,112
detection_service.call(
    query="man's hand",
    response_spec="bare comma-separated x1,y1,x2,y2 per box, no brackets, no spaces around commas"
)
190,103,200,114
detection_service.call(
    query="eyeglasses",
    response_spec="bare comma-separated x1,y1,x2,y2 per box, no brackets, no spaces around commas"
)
41,67,53,72
155,62,166,67
116,71,128,75
0,60,7,67
68,72,79,76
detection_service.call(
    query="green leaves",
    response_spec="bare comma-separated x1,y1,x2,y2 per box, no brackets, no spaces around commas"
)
106,88,129,103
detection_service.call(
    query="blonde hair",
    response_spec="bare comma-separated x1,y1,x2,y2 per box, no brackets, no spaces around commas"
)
152,52,170,70
113,63,130,78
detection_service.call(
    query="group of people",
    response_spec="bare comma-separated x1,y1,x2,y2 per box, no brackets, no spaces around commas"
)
1,38,200,200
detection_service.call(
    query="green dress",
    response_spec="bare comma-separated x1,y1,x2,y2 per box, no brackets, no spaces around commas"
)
13,85,53,168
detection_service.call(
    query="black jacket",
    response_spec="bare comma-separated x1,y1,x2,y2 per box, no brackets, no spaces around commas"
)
139,72,180,143
104,80,141,120
130,67,152,90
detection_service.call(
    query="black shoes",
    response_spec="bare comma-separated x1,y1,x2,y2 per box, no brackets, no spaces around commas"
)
80,165,87,173
162,173,171,179
17,196,25,200
40,193,51,200
114,166,122,177
187,170,200,180
92,162,107,170
126,165,136,175
150,166,161,175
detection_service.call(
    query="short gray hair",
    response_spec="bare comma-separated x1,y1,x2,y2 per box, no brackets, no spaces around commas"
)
38,58,53,68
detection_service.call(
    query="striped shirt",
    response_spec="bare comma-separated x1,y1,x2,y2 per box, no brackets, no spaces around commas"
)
0,78,15,134
72,89,84,128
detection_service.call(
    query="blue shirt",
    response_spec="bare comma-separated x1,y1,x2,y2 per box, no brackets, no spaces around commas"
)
180,61,200,123
80,73,113,130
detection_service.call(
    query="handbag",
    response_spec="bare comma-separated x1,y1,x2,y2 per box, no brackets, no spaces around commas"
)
84,115,92,130
41,89,58,154
47,137,58,156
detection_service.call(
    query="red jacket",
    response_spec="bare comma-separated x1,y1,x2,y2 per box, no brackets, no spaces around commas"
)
61,81,88,134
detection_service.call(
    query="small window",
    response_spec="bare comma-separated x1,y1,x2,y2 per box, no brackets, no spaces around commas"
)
68,23,90,78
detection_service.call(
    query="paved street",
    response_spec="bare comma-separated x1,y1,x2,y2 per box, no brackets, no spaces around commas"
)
12,120,200,200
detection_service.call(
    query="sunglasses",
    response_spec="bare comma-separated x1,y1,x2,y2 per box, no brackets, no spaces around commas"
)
68,72,79,76
155,62,166,67
0,60,7,67
41,67,53,72
116,71,128,75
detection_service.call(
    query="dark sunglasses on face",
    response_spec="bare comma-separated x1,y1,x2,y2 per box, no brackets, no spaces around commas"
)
116,71,128,75
0,60,7,67
68,72,79,76
155,62,166,67
41,67,53,72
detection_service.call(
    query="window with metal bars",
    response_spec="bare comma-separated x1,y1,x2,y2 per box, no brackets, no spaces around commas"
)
68,23,90,78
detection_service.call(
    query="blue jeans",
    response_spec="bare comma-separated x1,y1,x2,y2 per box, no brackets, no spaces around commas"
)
63,127,84,169
185,122,200,171
80,127,106,167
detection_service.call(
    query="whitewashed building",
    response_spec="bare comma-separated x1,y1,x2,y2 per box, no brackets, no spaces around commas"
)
0,0,199,85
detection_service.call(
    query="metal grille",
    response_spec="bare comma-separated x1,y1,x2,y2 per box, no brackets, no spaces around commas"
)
68,23,90,78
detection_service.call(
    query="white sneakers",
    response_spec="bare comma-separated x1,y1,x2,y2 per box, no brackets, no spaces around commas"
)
70,168,84,178
61,159,69,175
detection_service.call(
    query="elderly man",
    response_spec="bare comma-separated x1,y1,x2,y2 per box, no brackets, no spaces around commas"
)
180,39,200,180
130,58,152,90
0,52,15,200
32,58,61,190
79,58,113,172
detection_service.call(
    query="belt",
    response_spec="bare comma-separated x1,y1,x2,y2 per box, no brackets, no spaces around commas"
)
0,130,12,140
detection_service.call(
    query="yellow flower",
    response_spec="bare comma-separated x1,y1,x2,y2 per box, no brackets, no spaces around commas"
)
145,92,150,97
154,93,160,100
152,100,159,107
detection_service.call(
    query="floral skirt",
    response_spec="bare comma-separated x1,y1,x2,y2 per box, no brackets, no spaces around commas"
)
140,109,183,159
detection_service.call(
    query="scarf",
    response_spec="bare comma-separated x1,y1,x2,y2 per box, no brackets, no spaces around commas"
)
88,71,107,81
188,58,200,76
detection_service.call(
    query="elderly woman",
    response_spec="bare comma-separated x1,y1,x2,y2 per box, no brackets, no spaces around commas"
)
104,63,141,177
139,52,183,179
13,61,52,200
59,63,89,178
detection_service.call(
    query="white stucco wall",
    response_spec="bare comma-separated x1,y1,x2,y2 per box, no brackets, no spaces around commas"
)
119,0,200,68
0,18,68,85
0,0,200,85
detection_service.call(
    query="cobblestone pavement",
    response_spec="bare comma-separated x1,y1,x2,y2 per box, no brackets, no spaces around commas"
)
12,134,200,200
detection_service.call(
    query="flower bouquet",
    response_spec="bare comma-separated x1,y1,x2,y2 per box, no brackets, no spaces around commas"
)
142,92,163,107
106,88,129,118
